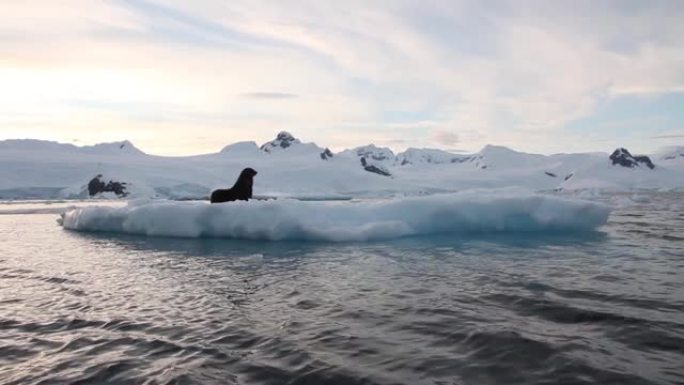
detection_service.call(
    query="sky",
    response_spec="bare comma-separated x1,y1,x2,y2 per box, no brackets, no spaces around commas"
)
1,0,683,156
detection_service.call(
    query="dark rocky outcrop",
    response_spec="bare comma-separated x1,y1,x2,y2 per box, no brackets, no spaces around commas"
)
609,148,655,169
87,174,128,197
320,148,334,160
632,155,655,169
360,158,391,177
451,156,477,164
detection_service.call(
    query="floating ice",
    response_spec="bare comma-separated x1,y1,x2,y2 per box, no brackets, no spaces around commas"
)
59,190,611,242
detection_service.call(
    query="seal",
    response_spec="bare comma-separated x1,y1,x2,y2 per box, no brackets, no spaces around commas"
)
210,167,257,203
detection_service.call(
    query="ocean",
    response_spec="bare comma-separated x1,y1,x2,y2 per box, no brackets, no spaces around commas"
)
1,193,682,384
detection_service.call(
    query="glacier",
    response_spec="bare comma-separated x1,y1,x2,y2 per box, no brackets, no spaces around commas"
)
59,190,611,242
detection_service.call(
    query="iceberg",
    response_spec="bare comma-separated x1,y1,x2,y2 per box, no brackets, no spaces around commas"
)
59,190,611,242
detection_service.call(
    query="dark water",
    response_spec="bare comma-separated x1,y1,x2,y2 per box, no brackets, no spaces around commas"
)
1,194,683,384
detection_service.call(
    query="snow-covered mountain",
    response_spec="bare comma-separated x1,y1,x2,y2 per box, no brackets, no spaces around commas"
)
395,148,468,166
1,132,682,199
609,148,655,169
659,146,684,161
259,131,301,153
0,139,144,156
342,144,396,163
220,141,260,155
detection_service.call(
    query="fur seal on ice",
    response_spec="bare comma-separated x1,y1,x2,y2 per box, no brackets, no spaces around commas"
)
210,167,257,203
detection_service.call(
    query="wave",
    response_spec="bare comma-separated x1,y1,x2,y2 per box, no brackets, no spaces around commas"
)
58,190,611,242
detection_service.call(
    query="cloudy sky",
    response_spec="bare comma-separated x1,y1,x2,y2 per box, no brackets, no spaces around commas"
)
1,0,683,155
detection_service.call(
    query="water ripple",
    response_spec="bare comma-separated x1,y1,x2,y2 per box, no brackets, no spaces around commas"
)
0,193,683,384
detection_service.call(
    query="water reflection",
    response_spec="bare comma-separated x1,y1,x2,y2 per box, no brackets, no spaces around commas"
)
67,229,608,260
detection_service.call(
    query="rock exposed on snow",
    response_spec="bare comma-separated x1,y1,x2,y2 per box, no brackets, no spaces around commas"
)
352,145,395,162
261,131,301,153
609,148,655,169
320,148,334,160
87,174,128,197
360,158,391,177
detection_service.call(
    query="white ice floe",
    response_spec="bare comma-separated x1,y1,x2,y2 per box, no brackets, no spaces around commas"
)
59,189,611,242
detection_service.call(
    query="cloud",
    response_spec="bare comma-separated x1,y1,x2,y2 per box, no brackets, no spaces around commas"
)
431,130,460,145
649,134,684,139
1,0,683,155
240,92,299,99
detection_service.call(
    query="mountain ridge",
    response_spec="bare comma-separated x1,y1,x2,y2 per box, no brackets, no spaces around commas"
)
1,132,682,200
0,133,624,159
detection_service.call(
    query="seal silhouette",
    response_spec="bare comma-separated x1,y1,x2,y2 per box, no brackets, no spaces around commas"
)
210,168,257,203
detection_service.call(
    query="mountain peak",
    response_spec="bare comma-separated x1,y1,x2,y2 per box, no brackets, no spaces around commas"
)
479,144,517,155
658,146,684,161
220,141,259,154
609,147,655,169
260,131,301,152
0,139,78,152
0,139,144,155
276,131,296,142
81,140,145,155
351,144,395,161
396,147,468,165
